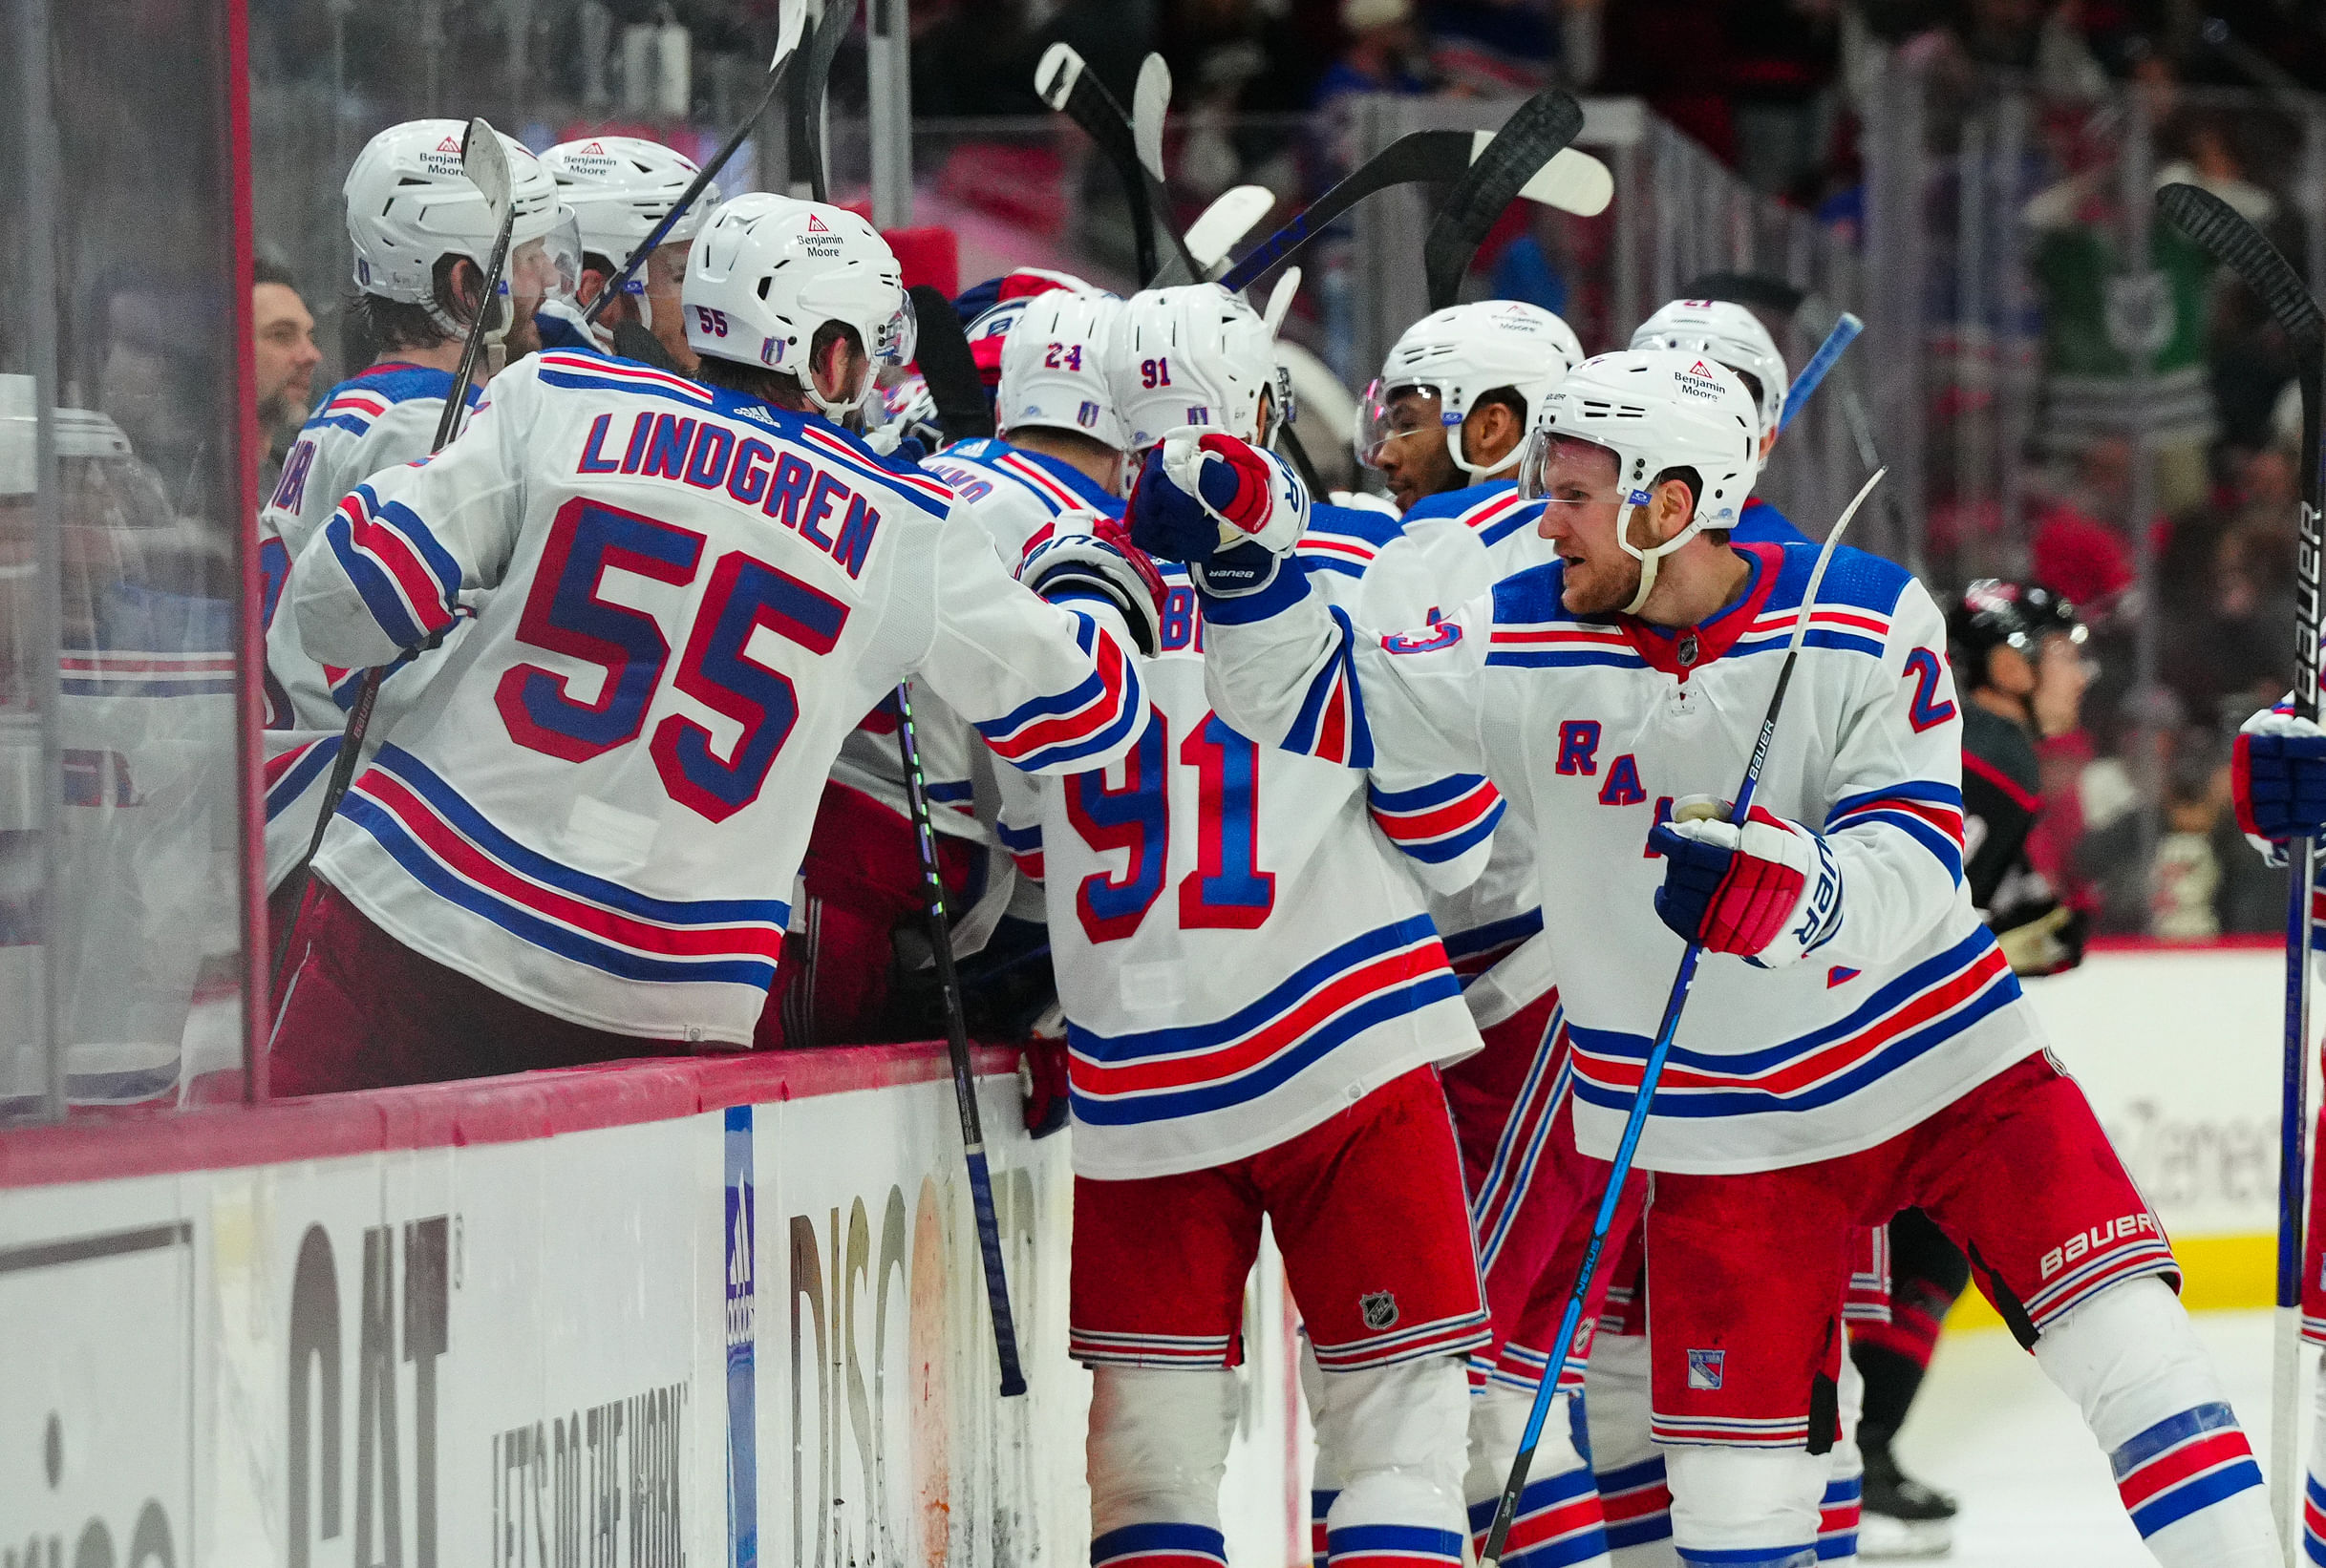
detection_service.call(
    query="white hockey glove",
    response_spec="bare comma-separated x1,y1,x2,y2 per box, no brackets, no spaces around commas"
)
1647,795,1843,967
534,296,614,355
1015,511,1170,656
1126,430,1309,597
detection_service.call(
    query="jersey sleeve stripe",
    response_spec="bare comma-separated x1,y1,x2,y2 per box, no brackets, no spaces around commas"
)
993,451,1085,512
1283,605,1375,768
324,483,460,649
1441,907,1543,967
1568,930,2018,1116
1826,785,1967,882
264,734,342,822
798,425,956,513
973,612,1146,771
1066,918,1458,1121
996,818,1044,879
1367,775,1504,862
539,351,716,405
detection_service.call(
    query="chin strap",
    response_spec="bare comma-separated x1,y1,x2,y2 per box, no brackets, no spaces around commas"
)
1619,495,1704,616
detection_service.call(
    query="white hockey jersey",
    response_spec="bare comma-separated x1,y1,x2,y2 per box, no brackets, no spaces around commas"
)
1203,536,2043,1175
1363,480,1559,1027
289,350,1148,1045
1004,504,1503,1180
260,363,481,888
922,436,1123,564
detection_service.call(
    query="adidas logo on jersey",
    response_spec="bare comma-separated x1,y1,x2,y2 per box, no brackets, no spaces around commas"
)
734,402,777,427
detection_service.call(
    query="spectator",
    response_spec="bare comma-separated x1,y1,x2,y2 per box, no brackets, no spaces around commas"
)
252,257,321,494
2149,727,2226,940
1311,0,1430,108
2029,436,2140,613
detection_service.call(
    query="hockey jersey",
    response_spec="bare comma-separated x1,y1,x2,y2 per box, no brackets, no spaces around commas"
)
922,436,1124,564
1004,503,1503,1180
1203,536,2046,1175
1363,480,1557,1027
288,350,1148,1045
260,362,483,888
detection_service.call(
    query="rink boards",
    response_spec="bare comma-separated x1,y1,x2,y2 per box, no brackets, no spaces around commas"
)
0,1046,1312,1566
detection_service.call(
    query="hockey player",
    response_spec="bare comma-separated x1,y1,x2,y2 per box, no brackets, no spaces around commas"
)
1631,299,1809,549
260,120,578,917
267,196,1158,1092
1357,302,1584,519
1142,349,2276,1568
1026,282,1504,1568
543,135,719,372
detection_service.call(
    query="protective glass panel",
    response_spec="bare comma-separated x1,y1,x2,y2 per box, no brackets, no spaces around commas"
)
0,0,253,1119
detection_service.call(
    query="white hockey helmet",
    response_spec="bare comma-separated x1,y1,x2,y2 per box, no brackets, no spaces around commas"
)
1111,283,1288,453
683,194,916,419
1519,350,1762,614
345,119,575,334
1358,300,1586,477
1630,298,1788,442
998,289,1128,451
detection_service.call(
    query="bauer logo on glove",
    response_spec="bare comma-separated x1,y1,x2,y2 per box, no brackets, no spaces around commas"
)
1649,795,1844,967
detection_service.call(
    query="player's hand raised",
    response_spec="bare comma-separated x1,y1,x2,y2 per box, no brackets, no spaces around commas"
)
1649,795,1843,967
2233,707,2326,860
1017,511,1169,656
1126,430,1308,564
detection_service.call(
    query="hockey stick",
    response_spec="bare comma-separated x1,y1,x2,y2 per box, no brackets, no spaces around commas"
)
1679,271,1867,437
584,0,809,326
1482,465,1889,1566
1777,313,1863,434
2157,180,2324,1564
1132,53,1170,184
1186,185,1274,276
788,0,858,202
1421,89,1583,312
1220,115,1606,296
1035,43,1200,286
893,679,1031,1397
907,283,994,442
271,118,516,987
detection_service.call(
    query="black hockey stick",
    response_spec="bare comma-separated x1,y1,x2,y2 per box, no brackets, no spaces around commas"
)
584,0,809,326
892,680,1031,1398
1218,118,1607,295
2156,180,2323,1555
272,118,517,990
1483,468,1889,1565
907,283,994,442
788,0,858,201
1035,43,1200,286
1423,88,1584,311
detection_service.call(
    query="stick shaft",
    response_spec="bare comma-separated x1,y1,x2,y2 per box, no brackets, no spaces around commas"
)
892,681,1029,1397
1777,314,1863,434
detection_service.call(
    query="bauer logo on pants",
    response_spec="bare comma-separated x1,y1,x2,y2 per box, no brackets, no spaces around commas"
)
1688,1348,1725,1390
1360,1291,1399,1330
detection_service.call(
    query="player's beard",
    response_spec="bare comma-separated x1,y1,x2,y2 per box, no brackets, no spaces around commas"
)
1558,542,1644,618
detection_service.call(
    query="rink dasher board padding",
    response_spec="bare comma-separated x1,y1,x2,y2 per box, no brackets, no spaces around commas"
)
0,1045,1312,1567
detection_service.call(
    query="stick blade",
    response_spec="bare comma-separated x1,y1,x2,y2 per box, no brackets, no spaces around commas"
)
1471,136,1611,217
770,0,808,71
1425,90,1586,310
907,285,994,444
1133,54,1171,182
1186,184,1274,271
2158,181,2324,345
1034,41,1083,111
459,117,513,220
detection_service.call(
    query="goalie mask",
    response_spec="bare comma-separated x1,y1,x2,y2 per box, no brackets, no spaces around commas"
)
1357,301,1584,477
684,195,917,420
1110,283,1291,454
1519,350,1761,615
345,119,578,339
544,136,721,332
1630,298,1789,444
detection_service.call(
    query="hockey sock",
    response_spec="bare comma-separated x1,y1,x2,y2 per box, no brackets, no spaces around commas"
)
2030,1278,2274,1568
1302,1335,1338,1563
1466,1383,1613,1567
2305,1367,2326,1566
1588,1333,1676,1567
1085,1366,1238,1566
1816,1353,1862,1564
1664,1447,1826,1568
1316,1355,1470,1567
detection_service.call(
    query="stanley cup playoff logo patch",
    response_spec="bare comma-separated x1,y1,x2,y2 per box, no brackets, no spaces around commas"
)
1688,1348,1725,1390
1360,1291,1399,1331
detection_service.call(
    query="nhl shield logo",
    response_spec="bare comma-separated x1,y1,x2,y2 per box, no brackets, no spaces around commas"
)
1687,1348,1725,1390
1359,1291,1399,1331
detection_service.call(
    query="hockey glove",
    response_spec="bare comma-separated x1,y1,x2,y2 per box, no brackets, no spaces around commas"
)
1019,1032,1071,1138
534,297,613,355
1994,901,2086,976
1125,430,1310,598
2233,707,2326,862
1017,511,1169,656
1649,795,1843,967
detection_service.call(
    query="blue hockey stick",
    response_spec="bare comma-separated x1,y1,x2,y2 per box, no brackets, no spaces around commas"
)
1480,464,1889,1566
1778,312,1863,434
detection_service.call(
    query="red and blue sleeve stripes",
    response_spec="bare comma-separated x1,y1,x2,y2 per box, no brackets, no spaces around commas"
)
996,816,1044,879
1816,1474,1860,1559
974,610,1146,773
1090,1522,1227,1568
336,745,788,989
1596,1455,1673,1553
1284,604,1374,768
1467,1467,1610,1568
1323,1523,1464,1566
324,482,462,651
1825,782,1965,886
2111,1403,2263,1540
264,735,342,822
1367,773,1503,864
